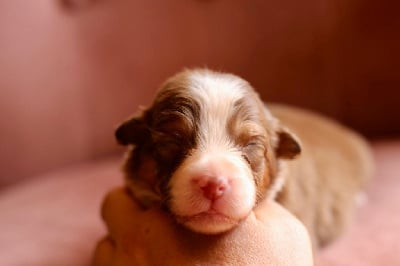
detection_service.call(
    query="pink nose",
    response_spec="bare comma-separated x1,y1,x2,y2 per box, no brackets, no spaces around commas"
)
194,176,229,200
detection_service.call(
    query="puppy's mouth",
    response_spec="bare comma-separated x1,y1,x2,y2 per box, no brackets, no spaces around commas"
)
175,209,242,234
178,210,233,223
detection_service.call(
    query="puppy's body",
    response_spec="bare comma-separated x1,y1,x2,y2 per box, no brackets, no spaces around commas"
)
116,69,373,248
269,104,373,247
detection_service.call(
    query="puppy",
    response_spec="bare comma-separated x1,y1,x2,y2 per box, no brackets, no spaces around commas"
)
115,69,373,247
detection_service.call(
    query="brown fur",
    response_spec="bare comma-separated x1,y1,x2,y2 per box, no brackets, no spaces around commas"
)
271,104,373,247
115,69,373,248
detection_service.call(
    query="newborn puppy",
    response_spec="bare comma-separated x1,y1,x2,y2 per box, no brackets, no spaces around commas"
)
115,69,373,247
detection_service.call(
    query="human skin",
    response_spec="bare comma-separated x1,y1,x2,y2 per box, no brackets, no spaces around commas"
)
93,187,314,266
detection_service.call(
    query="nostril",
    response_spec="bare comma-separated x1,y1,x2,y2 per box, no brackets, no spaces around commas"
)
194,176,228,200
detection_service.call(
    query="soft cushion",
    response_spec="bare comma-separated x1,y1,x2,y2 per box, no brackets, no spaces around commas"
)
0,158,121,266
317,140,400,265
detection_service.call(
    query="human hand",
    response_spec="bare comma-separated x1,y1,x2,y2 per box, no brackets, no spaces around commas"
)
93,187,313,266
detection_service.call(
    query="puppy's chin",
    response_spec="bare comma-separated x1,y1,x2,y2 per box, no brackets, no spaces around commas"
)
177,212,242,234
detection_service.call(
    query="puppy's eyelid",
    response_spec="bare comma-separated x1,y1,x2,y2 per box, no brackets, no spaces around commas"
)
243,137,265,148
152,129,182,140
157,138,181,148
245,142,259,147
172,131,183,139
241,154,251,165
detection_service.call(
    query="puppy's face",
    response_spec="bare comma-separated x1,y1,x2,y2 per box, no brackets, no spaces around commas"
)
116,69,300,234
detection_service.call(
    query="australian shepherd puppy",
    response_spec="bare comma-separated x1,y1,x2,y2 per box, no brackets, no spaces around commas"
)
115,69,373,247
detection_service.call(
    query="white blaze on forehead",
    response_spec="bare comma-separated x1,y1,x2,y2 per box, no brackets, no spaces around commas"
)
166,70,259,234
187,70,248,151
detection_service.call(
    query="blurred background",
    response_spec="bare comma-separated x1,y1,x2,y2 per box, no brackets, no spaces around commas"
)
0,1,399,265
0,0,399,186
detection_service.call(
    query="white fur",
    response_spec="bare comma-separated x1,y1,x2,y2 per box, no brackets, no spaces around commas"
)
169,150,256,234
266,161,288,200
188,71,248,152
168,71,257,234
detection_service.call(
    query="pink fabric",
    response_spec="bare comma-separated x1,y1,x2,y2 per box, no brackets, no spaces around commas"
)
0,157,121,266
317,140,400,265
1,0,399,186
0,0,156,184
0,141,398,265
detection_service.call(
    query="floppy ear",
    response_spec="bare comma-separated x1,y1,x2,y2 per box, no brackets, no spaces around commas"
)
275,129,301,159
115,116,150,146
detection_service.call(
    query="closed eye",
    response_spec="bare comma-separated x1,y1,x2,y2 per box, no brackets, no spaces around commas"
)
153,138,182,163
240,137,266,171
157,139,180,149
245,142,260,147
152,130,183,143
170,131,184,141
241,153,251,165
243,140,265,150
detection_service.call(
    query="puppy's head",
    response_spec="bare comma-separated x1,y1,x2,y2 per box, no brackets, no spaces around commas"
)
116,69,301,234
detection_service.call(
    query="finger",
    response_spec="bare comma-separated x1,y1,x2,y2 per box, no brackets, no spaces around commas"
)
92,236,115,266
101,187,142,238
253,201,314,265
